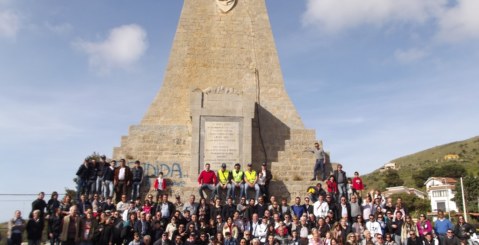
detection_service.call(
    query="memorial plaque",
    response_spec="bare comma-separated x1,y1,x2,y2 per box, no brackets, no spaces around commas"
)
200,117,242,170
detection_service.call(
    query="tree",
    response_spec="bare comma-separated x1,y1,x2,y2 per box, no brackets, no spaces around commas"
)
413,166,435,187
389,193,430,215
384,169,404,187
453,176,479,213
412,164,467,188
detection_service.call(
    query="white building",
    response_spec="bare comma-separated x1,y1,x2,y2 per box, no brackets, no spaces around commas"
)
383,186,427,199
379,162,397,172
424,177,458,212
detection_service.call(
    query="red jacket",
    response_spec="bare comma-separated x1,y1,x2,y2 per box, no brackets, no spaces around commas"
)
198,170,217,185
153,178,167,190
352,177,364,190
326,180,338,193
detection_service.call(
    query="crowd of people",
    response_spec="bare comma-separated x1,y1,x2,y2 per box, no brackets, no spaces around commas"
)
5,149,477,245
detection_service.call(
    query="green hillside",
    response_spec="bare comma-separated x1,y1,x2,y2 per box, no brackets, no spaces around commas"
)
363,136,479,191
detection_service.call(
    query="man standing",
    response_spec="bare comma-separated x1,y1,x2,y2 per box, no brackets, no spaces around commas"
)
76,159,90,200
244,163,260,201
366,214,382,237
76,194,91,216
434,210,453,245
392,211,404,245
445,229,461,245
131,160,144,201
290,197,305,219
183,195,199,215
309,182,326,202
308,142,326,181
96,155,107,196
103,160,115,199
258,163,272,200
197,163,217,199
31,192,47,220
349,195,362,219
313,195,329,219
159,194,176,222
333,164,347,199
7,210,25,245
135,211,152,239
86,159,98,197
114,159,132,202
216,163,232,199
336,195,352,223
222,197,237,219
59,206,81,245
231,163,245,200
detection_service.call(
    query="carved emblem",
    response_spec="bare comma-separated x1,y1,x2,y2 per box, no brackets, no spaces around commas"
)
216,0,237,13
204,86,242,95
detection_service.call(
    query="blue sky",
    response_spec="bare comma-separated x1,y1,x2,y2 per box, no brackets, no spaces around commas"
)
1,0,478,221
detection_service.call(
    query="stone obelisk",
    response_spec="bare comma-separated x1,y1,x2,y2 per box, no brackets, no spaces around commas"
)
114,0,319,198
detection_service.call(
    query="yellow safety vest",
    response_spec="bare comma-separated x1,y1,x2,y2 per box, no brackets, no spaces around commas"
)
218,170,230,184
232,170,244,183
244,170,257,183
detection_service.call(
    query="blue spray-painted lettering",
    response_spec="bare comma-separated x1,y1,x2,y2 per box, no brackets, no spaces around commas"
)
127,162,183,178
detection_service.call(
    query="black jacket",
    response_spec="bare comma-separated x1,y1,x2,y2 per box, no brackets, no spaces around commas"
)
27,218,44,240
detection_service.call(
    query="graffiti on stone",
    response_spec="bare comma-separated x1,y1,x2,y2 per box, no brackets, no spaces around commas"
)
126,162,184,178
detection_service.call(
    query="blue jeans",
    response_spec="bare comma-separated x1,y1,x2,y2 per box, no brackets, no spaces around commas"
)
245,183,260,201
313,159,326,180
96,176,104,195
216,183,232,199
131,181,142,200
86,180,96,197
231,183,245,199
338,183,347,199
199,184,216,199
103,180,114,198
76,178,86,200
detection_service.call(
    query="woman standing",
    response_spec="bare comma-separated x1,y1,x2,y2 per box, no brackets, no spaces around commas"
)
165,216,178,240
48,208,62,245
198,197,211,222
222,217,239,239
352,216,366,240
80,210,98,245
401,215,418,245
416,214,432,238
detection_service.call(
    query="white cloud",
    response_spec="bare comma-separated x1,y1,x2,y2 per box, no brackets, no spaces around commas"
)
436,0,479,43
74,24,148,73
394,48,428,63
302,0,444,33
0,10,20,39
302,0,479,44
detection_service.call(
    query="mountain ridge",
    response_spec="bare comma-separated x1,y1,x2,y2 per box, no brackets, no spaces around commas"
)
362,136,479,191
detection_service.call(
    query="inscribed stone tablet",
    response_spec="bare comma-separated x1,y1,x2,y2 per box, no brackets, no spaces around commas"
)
204,121,240,170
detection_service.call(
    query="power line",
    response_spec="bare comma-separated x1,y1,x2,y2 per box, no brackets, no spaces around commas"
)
0,193,67,196
0,200,33,202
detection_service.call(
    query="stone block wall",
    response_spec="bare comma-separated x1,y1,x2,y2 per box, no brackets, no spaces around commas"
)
112,0,326,203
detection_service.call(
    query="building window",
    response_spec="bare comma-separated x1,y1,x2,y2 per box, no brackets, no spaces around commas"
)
432,190,447,197
437,202,446,211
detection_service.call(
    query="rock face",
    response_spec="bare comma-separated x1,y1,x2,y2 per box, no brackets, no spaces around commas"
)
113,0,321,200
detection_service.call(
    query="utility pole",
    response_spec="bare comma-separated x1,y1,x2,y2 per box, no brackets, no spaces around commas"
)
460,177,468,222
